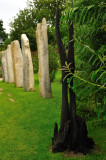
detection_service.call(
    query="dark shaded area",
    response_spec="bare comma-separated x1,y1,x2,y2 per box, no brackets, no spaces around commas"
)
52,116,94,154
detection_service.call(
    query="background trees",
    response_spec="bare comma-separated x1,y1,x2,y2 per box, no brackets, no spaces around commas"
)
9,0,57,51
10,8,37,50
0,19,8,77
0,19,8,50
28,0,57,25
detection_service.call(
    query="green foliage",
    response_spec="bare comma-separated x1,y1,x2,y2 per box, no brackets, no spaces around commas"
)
32,51,38,73
32,45,60,82
3,37,12,50
0,20,8,42
65,42,106,118
0,19,8,50
10,9,37,51
9,0,57,51
48,45,60,82
60,2,105,51
61,0,105,25
87,116,106,131
28,0,57,25
59,0,106,118
47,26,56,44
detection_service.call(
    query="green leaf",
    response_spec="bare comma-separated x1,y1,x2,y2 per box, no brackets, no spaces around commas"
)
92,57,98,66
84,45,95,54
96,71,106,84
87,5,95,10
98,107,102,119
90,67,104,82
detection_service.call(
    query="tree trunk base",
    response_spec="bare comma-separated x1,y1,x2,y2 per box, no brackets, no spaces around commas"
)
52,115,94,155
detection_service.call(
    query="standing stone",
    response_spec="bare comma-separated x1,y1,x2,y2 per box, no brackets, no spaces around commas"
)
6,45,14,83
11,40,23,87
36,18,52,98
21,34,35,91
1,51,8,82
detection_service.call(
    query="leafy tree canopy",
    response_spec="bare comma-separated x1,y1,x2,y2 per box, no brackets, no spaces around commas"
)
9,0,57,50
0,19,8,44
27,0,57,25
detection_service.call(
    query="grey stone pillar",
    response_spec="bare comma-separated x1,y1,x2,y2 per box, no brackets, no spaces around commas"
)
1,51,8,82
6,45,14,83
11,40,23,87
21,34,35,91
36,18,52,98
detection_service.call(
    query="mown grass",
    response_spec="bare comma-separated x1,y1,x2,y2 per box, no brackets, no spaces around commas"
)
0,72,106,160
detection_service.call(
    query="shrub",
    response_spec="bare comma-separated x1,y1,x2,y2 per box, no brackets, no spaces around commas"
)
32,44,60,82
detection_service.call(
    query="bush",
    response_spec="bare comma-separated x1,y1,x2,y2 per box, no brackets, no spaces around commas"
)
32,44,60,82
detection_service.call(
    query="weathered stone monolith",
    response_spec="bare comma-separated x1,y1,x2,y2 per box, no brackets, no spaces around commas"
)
36,18,52,98
6,45,14,83
11,40,23,87
21,34,35,91
1,51,8,82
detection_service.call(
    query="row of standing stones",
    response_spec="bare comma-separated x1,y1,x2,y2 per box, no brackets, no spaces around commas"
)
1,18,52,98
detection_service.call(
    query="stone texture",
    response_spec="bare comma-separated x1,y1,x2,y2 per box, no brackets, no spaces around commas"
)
36,18,52,98
6,45,14,83
11,40,23,87
21,34,35,91
1,51,8,82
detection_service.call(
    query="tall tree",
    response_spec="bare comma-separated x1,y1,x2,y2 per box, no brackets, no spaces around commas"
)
0,20,8,50
28,0,57,25
10,9,37,50
52,0,94,154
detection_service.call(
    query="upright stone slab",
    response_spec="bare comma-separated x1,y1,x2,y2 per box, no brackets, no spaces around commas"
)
11,40,23,87
36,18,52,98
1,51,8,82
6,45,14,83
21,34,35,91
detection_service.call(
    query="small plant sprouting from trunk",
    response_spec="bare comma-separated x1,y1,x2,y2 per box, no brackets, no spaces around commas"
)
52,1,94,154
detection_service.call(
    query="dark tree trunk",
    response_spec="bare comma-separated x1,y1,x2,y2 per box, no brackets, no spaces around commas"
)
55,1,69,131
52,1,94,155
68,21,76,120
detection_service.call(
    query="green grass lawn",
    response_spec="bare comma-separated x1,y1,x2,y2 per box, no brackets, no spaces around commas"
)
0,72,106,160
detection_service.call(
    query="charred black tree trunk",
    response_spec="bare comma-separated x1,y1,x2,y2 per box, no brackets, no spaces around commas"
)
52,2,94,154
